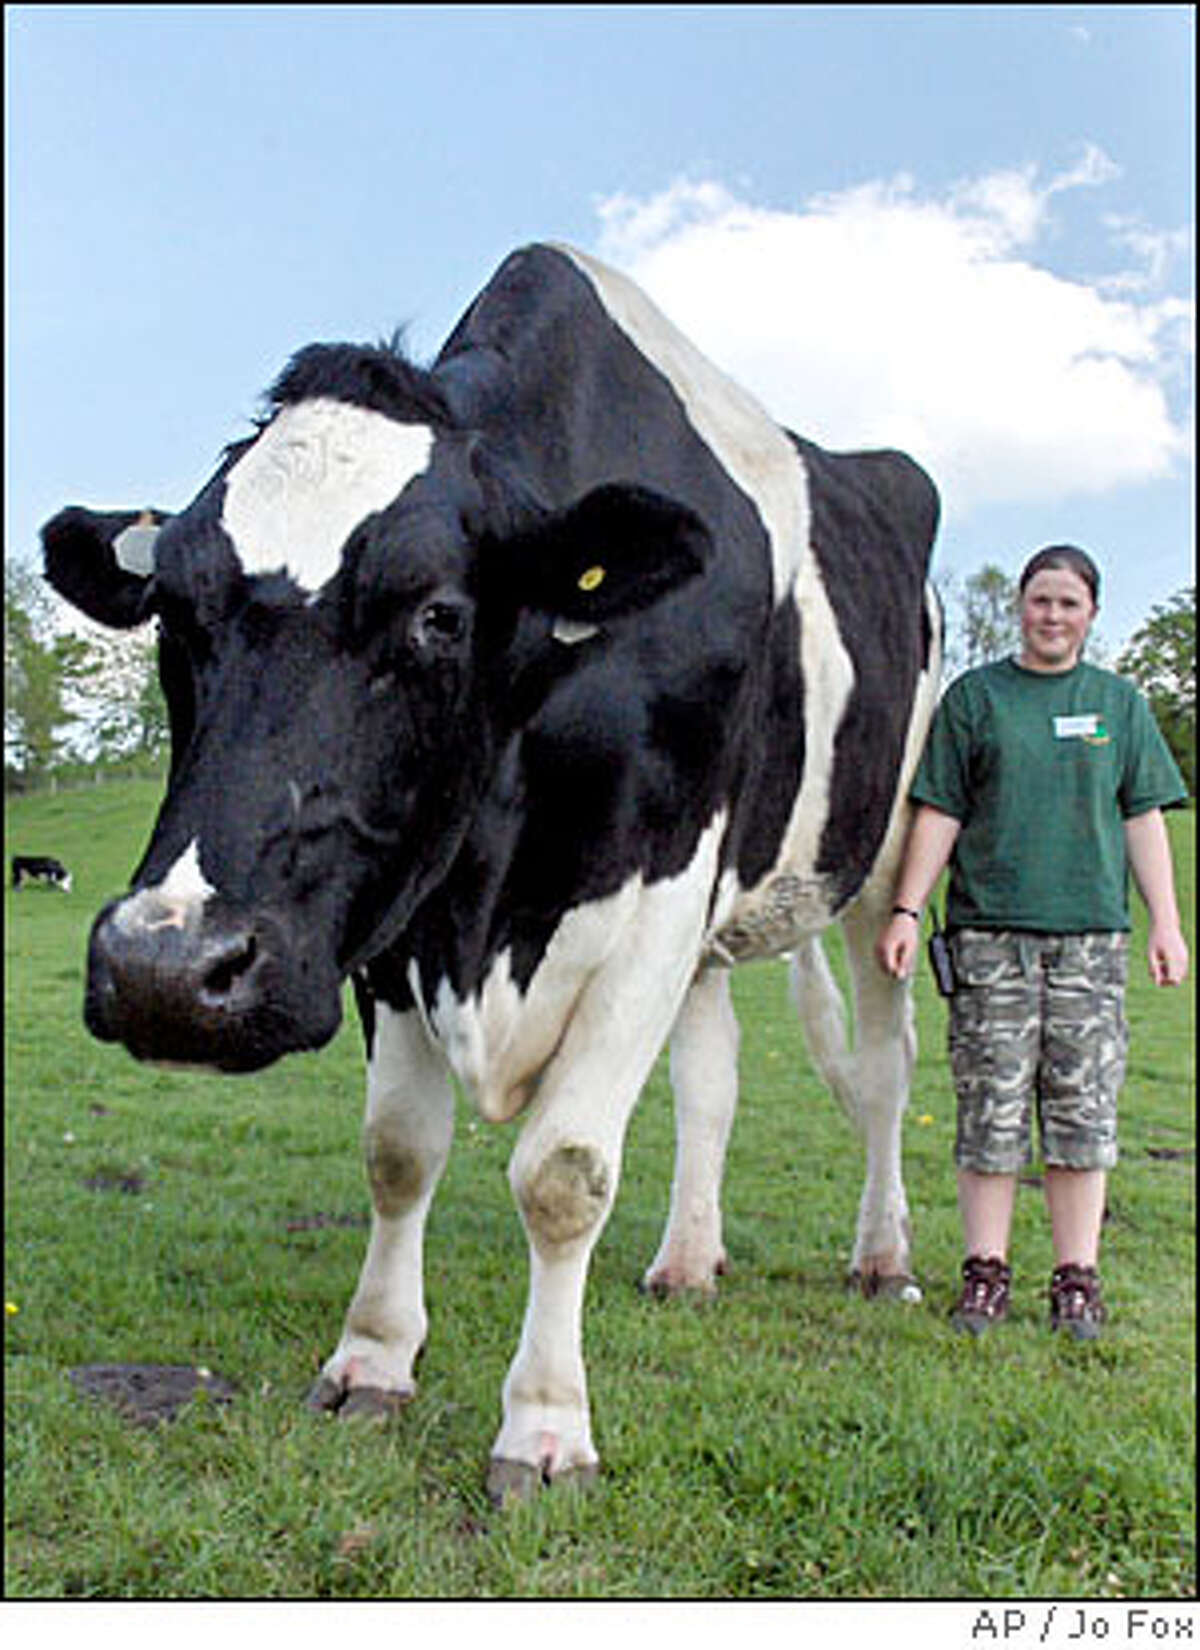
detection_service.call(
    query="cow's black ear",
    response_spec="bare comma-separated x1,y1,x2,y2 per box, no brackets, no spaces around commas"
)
501,483,712,622
42,507,168,629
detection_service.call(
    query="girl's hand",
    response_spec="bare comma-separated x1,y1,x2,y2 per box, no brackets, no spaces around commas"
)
1147,921,1189,987
876,913,921,979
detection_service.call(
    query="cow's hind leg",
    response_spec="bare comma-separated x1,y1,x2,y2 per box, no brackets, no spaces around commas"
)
642,963,737,1295
310,1002,454,1417
790,902,920,1301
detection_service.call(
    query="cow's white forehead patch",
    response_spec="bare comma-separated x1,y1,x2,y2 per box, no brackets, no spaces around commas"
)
222,398,434,592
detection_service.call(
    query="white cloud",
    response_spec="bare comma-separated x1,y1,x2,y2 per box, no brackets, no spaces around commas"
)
591,155,1192,521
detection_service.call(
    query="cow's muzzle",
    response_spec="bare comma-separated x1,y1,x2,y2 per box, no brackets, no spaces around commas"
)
84,894,341,1073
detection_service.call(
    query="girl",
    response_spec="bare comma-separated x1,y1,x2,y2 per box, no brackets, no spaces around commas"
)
877,546,1189,1338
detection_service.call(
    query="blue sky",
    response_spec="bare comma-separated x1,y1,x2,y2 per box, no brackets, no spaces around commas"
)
5,4,1193,650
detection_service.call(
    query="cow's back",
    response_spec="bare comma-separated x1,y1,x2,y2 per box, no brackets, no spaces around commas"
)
421,243,938,987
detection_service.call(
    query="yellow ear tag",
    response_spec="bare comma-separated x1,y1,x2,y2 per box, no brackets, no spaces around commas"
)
578,565,606,593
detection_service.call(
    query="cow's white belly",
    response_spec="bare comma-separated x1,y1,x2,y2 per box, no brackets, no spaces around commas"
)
708,866,838,965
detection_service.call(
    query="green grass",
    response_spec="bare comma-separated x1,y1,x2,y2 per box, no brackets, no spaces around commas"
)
5,783,1194,1597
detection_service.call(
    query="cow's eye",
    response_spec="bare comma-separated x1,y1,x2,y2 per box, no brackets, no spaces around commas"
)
362,594,471,694
409,595,471,658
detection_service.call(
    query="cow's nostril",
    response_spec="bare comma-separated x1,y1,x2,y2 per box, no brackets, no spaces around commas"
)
202,932,259,998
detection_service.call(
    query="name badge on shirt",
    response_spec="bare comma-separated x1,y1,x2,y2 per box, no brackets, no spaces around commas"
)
1054,713,1109,745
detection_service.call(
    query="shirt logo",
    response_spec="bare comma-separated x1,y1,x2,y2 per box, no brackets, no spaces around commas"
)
1054,713,1110,745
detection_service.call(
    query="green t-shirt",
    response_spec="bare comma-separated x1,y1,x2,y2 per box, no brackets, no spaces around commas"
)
911,657,1187,933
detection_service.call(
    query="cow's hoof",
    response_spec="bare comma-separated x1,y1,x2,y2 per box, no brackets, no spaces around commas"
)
639,1274,716,1301
306,1377,414,1418
307,1376,343,1413
849,1270,922,1304
638,1256,727,1299
486,1456,599,1508
340,1384,415,1419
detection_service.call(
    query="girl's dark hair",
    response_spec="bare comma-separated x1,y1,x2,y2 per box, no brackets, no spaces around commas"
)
1018,544,1101,606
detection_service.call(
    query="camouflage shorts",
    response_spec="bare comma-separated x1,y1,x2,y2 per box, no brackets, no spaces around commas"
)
948,929,1128,1173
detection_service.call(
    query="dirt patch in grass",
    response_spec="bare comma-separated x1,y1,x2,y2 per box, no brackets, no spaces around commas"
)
284,1211,369,1232
83,1167,146,1195
69,1363,238,1426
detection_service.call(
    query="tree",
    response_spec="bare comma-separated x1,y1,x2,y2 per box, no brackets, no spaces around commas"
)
134,633,170,756
61,625,168,763
6,556,168,784
5,560,74,778
938,563,1022,678
961,564,1021,669
1119,586,1195,795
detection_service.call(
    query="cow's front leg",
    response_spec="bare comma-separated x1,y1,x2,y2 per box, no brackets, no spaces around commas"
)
643,963,738,1295
490,1022,702,1499
310,1003,454,1417
486,831,723,1502
487,1113,618,1503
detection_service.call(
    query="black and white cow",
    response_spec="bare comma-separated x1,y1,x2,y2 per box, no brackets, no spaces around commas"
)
12,854,73,892
43,244,940,1499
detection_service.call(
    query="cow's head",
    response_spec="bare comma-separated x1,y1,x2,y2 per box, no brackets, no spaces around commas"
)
43,343,709,1071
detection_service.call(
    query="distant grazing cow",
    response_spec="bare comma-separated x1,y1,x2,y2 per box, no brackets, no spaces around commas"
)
43,243,940,1500
12,855,72,892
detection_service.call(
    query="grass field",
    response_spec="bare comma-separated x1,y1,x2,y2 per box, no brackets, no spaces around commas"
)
4,781,1194,1598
